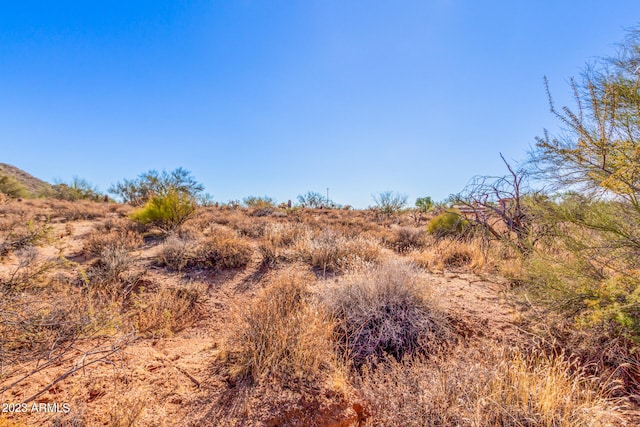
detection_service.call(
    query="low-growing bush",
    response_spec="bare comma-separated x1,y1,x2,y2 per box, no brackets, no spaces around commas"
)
83,227,143,258
321,260,453,367
197,230,253,269
0,246,55,291
427,211,469,239
0,218,51,259
130,188,196,232
0,174,28,198
83,246,142,300
257,222,309,268
391,226,425,252
158,234,198,271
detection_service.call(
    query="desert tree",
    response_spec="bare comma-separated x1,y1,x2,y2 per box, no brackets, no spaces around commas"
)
372,191,408,216
297,191,327,208
527,28,640,347
242,195,276,208
110,167,204,206
532,29,640,210
415,196,434,213
530,29,640,254
452,154,539,254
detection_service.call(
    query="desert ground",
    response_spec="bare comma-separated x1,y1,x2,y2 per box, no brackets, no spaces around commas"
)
0,197,638,426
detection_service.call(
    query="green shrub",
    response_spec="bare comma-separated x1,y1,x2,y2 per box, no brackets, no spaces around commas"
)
427,212,469,238
131,189,196,232
243,195,275,209
0,175,28,198
415,196,434,213
51,177,102,201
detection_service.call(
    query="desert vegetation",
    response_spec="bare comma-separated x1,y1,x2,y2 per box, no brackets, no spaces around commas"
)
2,28,640,427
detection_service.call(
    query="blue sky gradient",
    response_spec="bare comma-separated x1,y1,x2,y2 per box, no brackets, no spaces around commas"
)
2,1,639,207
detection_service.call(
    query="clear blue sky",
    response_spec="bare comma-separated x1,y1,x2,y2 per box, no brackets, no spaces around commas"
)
1,1,639,208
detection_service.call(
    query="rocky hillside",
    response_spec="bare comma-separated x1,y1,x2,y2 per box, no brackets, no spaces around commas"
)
0,162,52,196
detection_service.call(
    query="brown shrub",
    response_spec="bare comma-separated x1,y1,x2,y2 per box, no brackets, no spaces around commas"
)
46,199,112,221
196,229,253,269
321,260,454,367
83,245,142,300
158,234,198,271
0,246,54,291
0,215,51,259
390,226,426,252
258,222,310,268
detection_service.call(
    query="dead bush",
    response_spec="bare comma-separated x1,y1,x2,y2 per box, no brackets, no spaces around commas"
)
321,260,454,367
0,284,111,367
258,223,310,268
83,246,142,301
0,246,54,291
195,228,253,269
46,199,111,222
158,234,198,271
0,297,82,364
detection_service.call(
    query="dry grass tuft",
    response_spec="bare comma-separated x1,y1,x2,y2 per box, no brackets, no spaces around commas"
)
358,344,624,427
257,222,309,268
83,220,143,257
130,283,204,337
411,237,486,272
296,229,381,274
158,227,252,271
108,390,147,427
321,260,454,367
223,270,339,385
83,245,141,300
158,233,198,271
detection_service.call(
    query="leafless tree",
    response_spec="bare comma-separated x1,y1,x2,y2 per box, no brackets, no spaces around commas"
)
453,154,535,254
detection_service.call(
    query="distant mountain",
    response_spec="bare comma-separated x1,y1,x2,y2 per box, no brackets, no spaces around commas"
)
0,163,53,196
